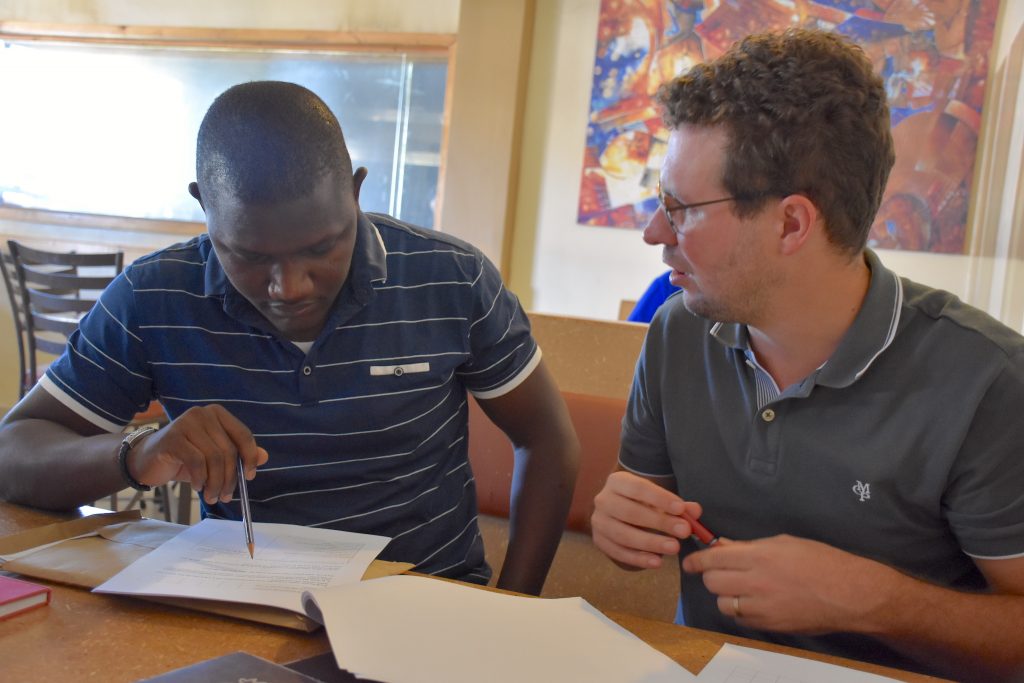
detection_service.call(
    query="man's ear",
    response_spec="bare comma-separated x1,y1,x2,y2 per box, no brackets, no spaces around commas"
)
777,194,818,256
188,182,205,210
352,167,368,203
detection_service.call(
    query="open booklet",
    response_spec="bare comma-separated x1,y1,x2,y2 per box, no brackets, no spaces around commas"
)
0,510,406,630
93,518,395,623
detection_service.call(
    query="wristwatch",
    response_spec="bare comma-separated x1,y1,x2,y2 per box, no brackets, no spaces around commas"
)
117,425,159,492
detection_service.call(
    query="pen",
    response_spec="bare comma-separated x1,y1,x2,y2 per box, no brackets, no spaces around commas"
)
681,511,718,546
236,457,255,559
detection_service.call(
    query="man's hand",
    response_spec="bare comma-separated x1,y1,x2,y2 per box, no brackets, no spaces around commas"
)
128,405,269,504
682,534,895,634
591,470,703,569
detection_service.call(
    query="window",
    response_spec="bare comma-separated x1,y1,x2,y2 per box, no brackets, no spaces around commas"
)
0,29,449,228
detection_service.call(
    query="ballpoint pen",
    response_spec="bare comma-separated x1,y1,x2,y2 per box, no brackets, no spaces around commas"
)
681,511,719,546
237,457,255,559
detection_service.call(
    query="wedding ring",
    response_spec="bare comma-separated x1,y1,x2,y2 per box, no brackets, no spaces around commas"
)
733,595,742,618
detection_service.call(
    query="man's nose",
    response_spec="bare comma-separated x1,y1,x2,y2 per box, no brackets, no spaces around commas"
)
268,260,313,300
642,206,677,246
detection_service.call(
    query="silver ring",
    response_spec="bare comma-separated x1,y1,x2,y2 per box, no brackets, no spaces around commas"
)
733,595,742,618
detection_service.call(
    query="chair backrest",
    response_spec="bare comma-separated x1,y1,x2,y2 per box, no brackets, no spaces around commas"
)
5,240,124,398
468,313,648,532
0,250,31,399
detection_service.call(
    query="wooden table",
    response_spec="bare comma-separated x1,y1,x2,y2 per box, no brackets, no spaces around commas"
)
0,502,948,682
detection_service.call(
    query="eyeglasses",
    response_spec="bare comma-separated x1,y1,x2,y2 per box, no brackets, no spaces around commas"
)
657,182,745,230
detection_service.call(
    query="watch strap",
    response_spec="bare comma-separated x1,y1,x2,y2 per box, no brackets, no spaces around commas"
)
117,426,159,492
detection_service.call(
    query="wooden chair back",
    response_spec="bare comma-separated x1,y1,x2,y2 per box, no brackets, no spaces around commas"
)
468,313,680,620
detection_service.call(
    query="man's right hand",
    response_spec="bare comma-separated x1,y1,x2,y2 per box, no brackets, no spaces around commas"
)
128,404,269,504
591,470,702,569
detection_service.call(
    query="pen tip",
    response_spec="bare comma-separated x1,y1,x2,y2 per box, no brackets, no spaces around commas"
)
248,543,254,559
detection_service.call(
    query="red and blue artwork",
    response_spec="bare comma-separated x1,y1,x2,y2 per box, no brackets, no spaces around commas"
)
578,0,1001,254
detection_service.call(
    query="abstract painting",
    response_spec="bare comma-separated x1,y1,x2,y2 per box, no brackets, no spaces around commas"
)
578,0,1001,253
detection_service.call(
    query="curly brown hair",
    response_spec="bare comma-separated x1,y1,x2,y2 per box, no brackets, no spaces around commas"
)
656,28,894,255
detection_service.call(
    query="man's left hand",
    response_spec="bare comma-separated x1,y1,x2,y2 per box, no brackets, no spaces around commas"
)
682,534,896,634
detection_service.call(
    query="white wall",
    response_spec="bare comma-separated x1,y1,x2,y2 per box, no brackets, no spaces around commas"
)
0,0,459,33
998,1,1024,63
514,0,1024,321
511,0,663,319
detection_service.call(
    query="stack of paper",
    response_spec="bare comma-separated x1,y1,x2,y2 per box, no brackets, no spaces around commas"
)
303,575,694,683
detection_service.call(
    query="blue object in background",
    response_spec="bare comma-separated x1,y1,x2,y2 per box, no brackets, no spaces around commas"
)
627,271,681,323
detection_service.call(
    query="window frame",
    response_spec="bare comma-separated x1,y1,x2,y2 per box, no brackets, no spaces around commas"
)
0,20,456,237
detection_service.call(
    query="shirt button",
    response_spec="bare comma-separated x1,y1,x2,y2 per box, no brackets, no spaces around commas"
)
303,366,312,376
394,367,404,377
761,408,775,422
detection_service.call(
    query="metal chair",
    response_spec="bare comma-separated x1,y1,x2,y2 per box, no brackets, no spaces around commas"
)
5,240,124,397
1,249,74,399
2,240,191,523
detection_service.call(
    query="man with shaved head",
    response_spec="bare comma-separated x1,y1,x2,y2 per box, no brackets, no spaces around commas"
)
0,81,579,595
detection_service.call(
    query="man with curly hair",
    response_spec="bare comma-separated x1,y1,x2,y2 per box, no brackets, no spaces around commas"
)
592,28,1024,680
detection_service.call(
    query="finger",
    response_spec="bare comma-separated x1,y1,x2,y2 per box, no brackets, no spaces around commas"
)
212,405,263,472
717,594,752,621
167,435,214,498
682,546,712,573
187,408,243,504
210,407,265,496
592,514,672,569
700,566,749,600
604,472,705,531
593,507,682,557
682,541,745,574
596,486,695,540
244,447,269,479
606,471,689,515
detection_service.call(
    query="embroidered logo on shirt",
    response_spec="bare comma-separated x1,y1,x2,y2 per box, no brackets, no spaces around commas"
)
852,480,871,502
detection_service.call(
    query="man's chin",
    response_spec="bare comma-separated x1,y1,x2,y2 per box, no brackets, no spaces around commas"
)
280,329,319,343
681,294,730,323
263,313,323,342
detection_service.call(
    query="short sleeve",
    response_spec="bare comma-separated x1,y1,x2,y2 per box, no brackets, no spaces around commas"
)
457,252,538,399
945,350,1024,559
618,317,674,477
42,267,155,432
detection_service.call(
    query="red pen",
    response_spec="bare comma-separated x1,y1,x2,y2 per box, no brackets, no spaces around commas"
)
681,511,719,546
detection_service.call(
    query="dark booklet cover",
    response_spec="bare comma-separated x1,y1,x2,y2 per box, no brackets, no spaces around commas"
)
285,652,383,683
138,651,367,682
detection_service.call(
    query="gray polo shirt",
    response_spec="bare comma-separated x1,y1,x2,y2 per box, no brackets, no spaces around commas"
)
620,249,1024,672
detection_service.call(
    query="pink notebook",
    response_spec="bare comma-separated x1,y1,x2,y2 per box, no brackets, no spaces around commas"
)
0,574,51,621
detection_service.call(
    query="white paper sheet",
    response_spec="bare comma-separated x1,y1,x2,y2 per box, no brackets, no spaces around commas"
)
94,518,389,615
302,574,696,683
696,644,901,683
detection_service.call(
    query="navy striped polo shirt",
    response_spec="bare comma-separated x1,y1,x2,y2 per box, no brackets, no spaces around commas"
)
42,211,540,583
